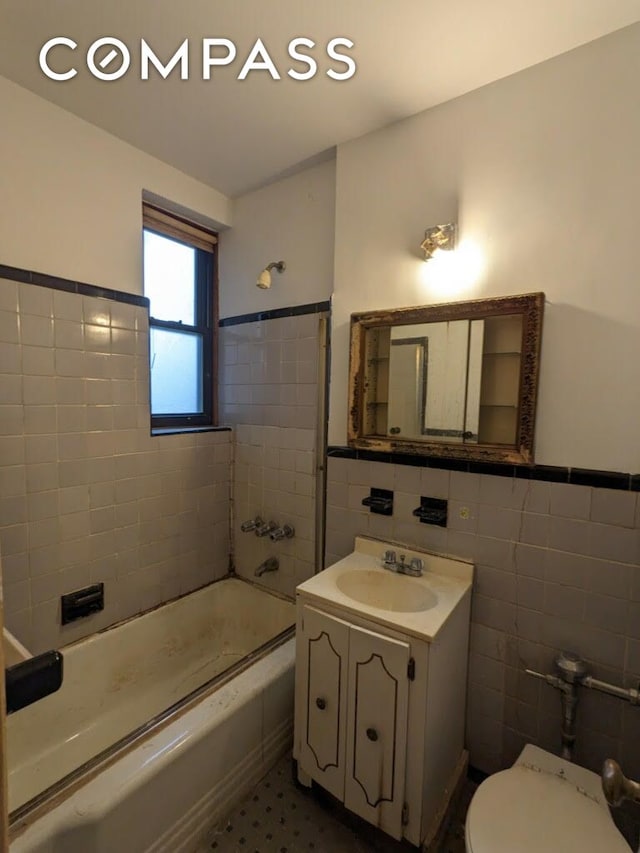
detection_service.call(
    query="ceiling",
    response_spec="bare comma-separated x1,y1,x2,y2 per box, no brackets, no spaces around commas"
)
1,1,639,198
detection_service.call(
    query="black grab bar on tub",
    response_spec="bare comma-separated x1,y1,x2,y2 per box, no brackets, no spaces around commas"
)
5,650,64,714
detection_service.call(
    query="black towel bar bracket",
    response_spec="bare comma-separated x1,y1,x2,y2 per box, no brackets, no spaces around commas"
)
362,487,394,516
413,496,448,527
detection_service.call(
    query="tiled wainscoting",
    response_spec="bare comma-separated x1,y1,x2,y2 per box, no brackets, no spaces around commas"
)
325,455,640,780
0,276,231,654
231,424,316,597
218,308,327,597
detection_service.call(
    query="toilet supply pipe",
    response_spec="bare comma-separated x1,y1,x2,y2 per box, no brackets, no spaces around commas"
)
526,651,640,761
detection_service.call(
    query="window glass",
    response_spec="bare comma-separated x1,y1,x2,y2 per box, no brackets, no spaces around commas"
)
143,204,216,428
143,230,196,325
150,328,203,414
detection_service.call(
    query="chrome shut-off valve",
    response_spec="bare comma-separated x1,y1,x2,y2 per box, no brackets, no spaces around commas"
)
526,650,640,762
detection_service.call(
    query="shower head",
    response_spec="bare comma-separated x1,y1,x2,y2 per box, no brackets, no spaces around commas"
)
256,260,286,289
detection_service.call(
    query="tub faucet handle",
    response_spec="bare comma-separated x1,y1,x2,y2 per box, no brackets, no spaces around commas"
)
255,521,277,538
240,515,263,533
270,524,295,542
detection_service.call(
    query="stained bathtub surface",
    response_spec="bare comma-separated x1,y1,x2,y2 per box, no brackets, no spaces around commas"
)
7,578,294,814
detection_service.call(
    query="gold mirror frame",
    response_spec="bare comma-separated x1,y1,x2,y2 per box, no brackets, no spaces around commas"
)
348,292,544,465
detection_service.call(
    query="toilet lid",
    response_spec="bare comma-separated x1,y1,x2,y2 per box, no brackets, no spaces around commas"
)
466,764,630,853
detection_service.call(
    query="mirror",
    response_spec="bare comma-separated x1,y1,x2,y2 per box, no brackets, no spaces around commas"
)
348,293,544,464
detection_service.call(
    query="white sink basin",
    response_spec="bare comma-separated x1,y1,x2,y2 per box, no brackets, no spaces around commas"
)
336,569,438,612
297,536,474,641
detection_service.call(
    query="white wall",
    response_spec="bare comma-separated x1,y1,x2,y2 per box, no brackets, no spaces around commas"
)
0,76,231,294
218,160,335,318
329,24,640,474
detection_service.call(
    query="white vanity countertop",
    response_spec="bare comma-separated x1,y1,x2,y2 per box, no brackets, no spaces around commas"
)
296,536,473,642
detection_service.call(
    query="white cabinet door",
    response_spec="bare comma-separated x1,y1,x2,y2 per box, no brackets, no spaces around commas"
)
297,606,350,800
344,624,410,841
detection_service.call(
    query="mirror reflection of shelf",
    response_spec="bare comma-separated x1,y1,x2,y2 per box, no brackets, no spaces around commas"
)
478,404,518,445
477,316,524,445
483,315,523,353
364,325,390,438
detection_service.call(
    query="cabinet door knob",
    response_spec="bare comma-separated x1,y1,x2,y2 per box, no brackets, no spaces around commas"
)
366,727,378,742
315,697,326,710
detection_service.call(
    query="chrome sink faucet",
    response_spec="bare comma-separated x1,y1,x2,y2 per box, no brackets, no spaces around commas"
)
382,550,423,577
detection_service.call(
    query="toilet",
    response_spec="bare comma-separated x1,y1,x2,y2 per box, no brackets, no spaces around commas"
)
465,744,630,852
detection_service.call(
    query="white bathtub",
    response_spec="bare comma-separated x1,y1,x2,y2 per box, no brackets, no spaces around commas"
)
8,577,295,852
3,628,32,668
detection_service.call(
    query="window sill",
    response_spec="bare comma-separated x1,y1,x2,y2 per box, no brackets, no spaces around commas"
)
151,426,232,437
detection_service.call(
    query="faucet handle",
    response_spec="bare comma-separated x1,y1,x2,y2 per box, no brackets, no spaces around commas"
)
410,557,423,575
240,515,263,533
383,549,396,566
270,524,295,542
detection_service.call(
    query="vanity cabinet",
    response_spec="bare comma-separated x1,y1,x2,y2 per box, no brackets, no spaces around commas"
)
294,540,472,850
296,605,410,839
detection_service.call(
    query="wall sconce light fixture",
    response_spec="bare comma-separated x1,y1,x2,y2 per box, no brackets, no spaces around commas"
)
420,224,457,261
256,260,286,289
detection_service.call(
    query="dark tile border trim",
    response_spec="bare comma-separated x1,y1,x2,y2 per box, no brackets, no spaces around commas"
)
219,300,331,327
327,446,639,491
0,263,149,308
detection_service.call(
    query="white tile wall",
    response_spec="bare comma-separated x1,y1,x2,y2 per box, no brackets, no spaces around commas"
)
325,455,640,780
219,313,324,597
233,424,316,597
0,279,231,654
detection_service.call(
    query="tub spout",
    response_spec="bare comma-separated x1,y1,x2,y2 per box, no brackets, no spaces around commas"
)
255,557,279,577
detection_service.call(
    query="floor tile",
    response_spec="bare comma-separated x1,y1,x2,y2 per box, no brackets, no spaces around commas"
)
198,756,475,852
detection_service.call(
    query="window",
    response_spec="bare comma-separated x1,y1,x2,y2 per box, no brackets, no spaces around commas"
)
142,204,218,429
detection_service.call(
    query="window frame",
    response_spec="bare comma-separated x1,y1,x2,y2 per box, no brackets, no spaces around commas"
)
142,204,218,430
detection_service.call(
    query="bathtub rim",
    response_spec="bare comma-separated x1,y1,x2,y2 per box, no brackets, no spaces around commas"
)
53,572,295,654
9,576,295,833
